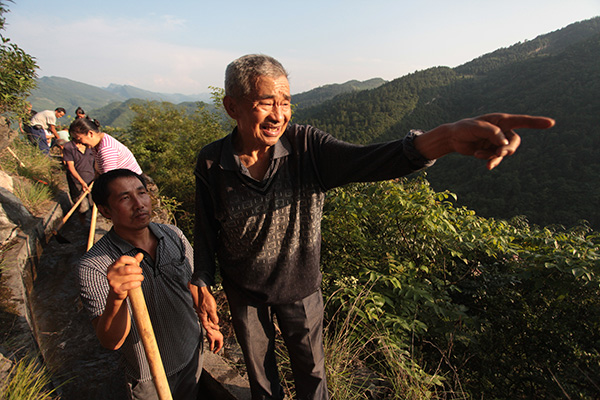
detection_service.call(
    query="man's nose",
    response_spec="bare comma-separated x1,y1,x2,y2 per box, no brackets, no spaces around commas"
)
270,103,285,121
132,195,145,208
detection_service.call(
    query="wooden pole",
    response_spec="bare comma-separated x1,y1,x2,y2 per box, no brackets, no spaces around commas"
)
128,286,173,400
86,203,98,251
6,146,25,168
54,182,94,233
50,183,94,244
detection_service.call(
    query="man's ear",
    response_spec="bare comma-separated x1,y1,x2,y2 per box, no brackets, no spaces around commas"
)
97,204,111,220
223,96,238,119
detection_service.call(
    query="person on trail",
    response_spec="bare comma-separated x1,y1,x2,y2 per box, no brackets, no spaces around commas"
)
30,107,66,155
73,106,88,122
192,54,556,400
68,118,143,176
62,138,95,225
78,169,223,400
19,102,37,145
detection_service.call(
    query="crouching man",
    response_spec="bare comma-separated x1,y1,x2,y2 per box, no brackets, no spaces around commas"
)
78,168,223,400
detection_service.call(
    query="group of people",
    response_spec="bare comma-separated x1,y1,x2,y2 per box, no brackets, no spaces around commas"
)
20,104,88,154
19,104,144,225
42,54,554,400
23,106,66,155
21,105,98,155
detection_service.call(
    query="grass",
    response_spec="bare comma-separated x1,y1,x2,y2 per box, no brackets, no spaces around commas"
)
12,179,52,216
1,138,62,188
1,138,63,216
0,354,61,400
274,290,462,400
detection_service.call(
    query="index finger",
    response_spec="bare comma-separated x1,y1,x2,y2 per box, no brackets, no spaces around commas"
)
477,113,555,131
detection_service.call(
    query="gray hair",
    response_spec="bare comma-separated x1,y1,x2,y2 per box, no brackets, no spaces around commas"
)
225,54,288,99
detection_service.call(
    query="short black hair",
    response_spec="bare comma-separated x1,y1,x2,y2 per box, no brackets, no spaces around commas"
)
55,107,66,114
92,169,147,207
69,117,101,135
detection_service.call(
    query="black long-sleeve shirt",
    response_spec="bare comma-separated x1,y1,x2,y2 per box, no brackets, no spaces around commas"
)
192,124,434,304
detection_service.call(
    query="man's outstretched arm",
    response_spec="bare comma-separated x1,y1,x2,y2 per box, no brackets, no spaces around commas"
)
414,113,556,170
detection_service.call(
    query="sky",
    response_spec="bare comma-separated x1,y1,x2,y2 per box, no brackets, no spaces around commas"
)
4,0,600,95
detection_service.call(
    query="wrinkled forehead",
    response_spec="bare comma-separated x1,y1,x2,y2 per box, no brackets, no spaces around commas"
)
249,75,291,99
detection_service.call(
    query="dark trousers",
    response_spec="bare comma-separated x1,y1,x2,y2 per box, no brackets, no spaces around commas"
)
225,286,329,400
126,343,204,400
30,126,50,155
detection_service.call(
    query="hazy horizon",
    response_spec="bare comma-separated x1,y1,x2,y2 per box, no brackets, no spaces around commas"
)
6,1,599,95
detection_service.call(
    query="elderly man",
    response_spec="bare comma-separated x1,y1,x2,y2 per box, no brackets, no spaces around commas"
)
193,54,555,400
78,169,223,400
30,107,65,155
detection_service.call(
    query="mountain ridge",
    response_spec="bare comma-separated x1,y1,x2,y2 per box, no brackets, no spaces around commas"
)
27,76,387,127
293,16,600,229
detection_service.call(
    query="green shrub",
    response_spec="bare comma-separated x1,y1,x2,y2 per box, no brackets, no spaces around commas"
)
320,178,600,398
120,100,227,237
0,1,37,118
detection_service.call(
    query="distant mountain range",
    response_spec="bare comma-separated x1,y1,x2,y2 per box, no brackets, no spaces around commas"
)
27,77,212,121
27,76,387,128
292,78,387,109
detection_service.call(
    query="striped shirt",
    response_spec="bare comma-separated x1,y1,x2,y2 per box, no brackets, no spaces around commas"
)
96,133,143,175
78,223,201,382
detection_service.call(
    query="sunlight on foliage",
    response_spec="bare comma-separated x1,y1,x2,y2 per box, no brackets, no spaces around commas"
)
274,288,456,400
1,139,58,188
120,101,227,237
0,1,38,118
320,178,600,398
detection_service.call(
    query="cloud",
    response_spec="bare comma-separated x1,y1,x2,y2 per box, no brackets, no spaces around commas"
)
7,13,234,94
160,14,187,29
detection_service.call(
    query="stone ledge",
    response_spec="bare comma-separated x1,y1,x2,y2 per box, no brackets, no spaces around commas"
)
201,350,251,400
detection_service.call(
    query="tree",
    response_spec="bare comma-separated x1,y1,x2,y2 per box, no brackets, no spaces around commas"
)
120,100,226,236
0,1,37,117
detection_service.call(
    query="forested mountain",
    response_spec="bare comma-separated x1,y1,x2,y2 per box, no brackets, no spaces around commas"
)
292,78,387,109
88,79,386,128
29,76,385,128
29,76,125,116
27,77,212,126
103,83,211,104
89,99,212,129
294,17,600,229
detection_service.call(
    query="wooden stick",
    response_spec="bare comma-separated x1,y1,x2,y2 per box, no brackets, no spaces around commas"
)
52,182,94,236
128,286,173,400
87,203,98,251
6,146,25,168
